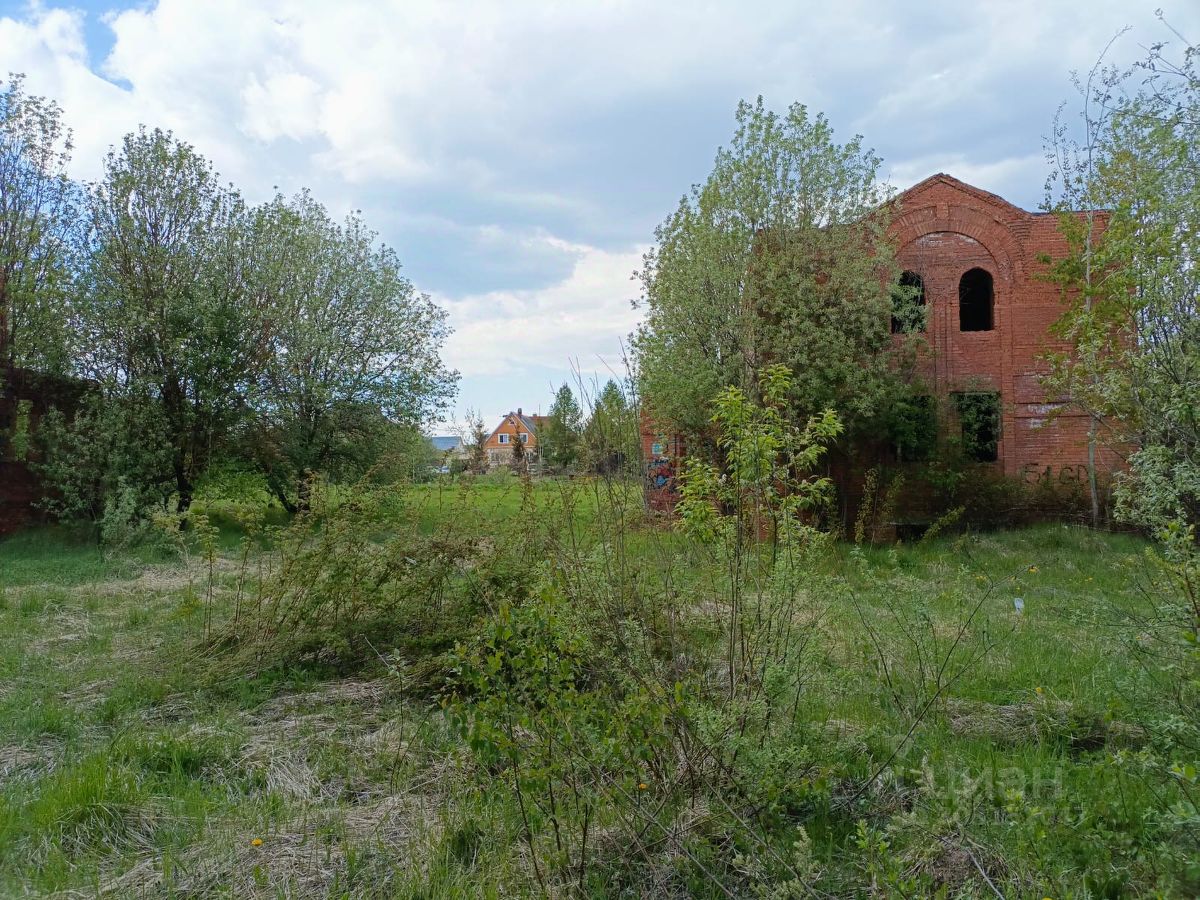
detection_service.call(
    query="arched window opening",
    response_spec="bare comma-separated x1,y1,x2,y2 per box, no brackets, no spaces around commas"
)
958,267,994,331
890,270,926,334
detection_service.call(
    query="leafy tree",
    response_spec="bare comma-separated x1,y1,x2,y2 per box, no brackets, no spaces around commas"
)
460,408,489,474
583,379,636,475
0,74,79,375
540,383,582,471
633,97,911,451
34,391,175,537
81,127,264,514
509,418,527,472
1044,34,1200,533
244,191,457,509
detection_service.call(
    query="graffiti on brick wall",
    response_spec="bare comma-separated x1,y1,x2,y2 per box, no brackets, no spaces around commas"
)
642,433,684,513
1021,463,1088,486
646,455,677,491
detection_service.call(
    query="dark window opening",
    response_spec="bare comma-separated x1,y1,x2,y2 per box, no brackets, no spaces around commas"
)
958,267,994,331
891,271,926,334
954,391,1000,462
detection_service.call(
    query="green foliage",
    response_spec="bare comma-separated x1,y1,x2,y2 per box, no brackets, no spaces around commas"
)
34,394,175,534
447,584,671,892
243,191,456,509
4,481,1200,896
883,391,937,464
540,383,582,471
634,97,913,447
462,408,489,475
508,420,527,472
81,127,263,513
8,398,31,461
1044,34,1200,533
678,364,842,546
212,478,520,672
581,378,637,476
2,83,456,530
0,74,79,374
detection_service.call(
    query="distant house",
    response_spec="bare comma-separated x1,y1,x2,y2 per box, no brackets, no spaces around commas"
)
430,435,466,457
484,408,548,469
429,435,467,471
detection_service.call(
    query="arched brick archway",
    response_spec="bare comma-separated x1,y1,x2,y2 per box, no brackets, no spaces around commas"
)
890,203,1024,284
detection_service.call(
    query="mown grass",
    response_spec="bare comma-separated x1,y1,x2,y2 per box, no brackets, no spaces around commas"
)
0,477,1192,897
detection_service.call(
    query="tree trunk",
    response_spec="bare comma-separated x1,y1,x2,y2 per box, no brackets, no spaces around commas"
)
1088,414,1100,528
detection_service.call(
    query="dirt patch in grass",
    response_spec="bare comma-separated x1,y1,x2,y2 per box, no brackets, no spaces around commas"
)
944,698,1147,750
95,791,444,898
0,741,60,781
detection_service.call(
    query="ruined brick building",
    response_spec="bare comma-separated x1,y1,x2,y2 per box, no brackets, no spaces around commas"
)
642,174,1122,517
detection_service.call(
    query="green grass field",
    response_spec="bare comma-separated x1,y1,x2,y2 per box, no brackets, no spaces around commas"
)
0,476,1195,897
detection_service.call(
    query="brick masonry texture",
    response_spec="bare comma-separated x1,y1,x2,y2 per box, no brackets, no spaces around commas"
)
890,174,1119,486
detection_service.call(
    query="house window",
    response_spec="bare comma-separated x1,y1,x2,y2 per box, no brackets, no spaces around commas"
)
519,433,529,443
954,392,1000,462
891,271,926,334
959,268,994,331
498,434,509,444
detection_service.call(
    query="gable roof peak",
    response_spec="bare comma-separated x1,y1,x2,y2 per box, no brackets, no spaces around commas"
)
897,172,1030,216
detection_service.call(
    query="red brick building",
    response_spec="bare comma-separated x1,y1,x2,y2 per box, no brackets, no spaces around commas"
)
888,173,1118,487
641,174,1121,516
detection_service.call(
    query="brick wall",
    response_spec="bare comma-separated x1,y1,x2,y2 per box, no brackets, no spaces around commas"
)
889,174,1121,484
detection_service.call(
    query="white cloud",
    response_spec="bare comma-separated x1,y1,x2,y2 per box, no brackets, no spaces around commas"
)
886,153,1048,208
440,237,644,378
240,69,323,143
3,0,1197,419
4,0,1195,193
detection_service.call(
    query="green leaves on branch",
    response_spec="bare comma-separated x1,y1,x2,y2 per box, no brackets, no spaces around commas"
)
244,191,456,509
11,114,457,527
0,75,80,374
634,96,910,446
1043,37,1200,534
677,364,842,546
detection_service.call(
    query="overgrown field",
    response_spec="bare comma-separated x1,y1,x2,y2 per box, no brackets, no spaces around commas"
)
1,476,1196,898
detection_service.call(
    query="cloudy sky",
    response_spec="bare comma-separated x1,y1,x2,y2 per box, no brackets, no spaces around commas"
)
2,0,1197,428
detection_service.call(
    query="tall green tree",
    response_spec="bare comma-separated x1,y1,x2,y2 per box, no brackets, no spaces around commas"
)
0,74,79,375
82,127,264,513
540,383,582,471
461,408,489,474
583,379,636,475
245,191,456,508
1044,35,1200,532
633,97,911,449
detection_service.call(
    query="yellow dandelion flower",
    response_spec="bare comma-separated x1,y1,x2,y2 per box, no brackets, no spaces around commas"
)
251,838,263,847
1035,686,1044,695
1028,565,1039,574
638,782,648,790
